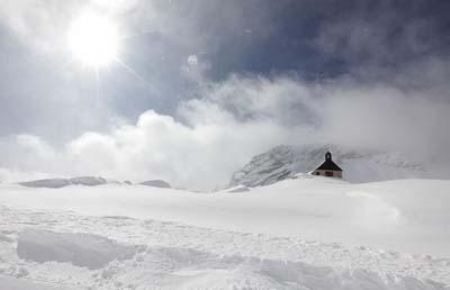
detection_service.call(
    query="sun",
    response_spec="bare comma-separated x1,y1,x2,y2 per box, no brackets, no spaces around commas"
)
68,12,120,68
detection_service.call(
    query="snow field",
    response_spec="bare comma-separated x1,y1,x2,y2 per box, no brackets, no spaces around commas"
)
0,205,448,289
0,176,449,289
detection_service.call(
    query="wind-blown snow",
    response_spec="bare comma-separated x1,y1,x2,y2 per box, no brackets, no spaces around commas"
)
0,177,449,289
0,275,59,290
17,229,136,269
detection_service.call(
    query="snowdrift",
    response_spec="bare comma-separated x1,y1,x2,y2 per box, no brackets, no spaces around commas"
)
1,177,450,256
0,177,449,289
17,229,136,269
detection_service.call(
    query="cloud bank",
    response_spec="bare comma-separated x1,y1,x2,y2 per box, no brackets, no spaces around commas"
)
2,71,450,190
0,0,449,189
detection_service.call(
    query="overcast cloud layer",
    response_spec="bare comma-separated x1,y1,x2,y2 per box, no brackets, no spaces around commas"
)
0,0,449,189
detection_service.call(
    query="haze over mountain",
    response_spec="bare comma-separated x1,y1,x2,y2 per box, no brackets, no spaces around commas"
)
230,144,432,188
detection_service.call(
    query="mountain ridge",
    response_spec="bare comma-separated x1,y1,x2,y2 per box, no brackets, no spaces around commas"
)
229,144,427,187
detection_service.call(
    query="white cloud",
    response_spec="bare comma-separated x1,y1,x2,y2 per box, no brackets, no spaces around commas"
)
0,1,449,189
1,73,449,190
61,107,303,189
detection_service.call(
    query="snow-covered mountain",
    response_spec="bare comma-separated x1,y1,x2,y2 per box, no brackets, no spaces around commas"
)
140,179,171,188
19,176,174,189
230,145,427,187
19,176,111,188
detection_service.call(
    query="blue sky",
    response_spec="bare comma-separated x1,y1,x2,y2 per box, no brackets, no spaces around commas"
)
0,0,449,189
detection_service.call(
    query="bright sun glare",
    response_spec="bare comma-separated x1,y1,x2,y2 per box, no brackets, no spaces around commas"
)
68,12,119,68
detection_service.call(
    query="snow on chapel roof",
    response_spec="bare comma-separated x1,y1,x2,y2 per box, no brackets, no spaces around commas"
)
315,152,343,171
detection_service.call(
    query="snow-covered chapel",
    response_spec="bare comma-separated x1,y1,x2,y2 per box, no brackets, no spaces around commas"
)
312,152,343,178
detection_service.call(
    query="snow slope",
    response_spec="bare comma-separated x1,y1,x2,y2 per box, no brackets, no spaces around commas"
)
139,179,171,188
19,176,109,188
230,145,428,187
0,177,449,289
